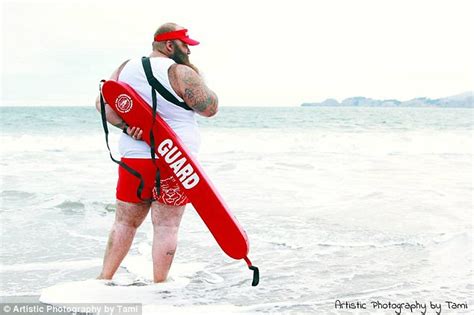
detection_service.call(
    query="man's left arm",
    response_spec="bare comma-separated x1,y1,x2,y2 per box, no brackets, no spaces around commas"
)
95,60,142,139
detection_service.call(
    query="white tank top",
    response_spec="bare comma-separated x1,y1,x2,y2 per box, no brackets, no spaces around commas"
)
117,57,200,157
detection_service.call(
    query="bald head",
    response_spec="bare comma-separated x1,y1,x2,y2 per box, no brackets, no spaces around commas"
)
152,22,184,51
151,22,197,70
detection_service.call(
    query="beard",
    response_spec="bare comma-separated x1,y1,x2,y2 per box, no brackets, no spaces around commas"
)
170,42,190,65
170,41,199,74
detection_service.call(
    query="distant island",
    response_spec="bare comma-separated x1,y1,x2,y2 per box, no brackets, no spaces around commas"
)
302,91,473,108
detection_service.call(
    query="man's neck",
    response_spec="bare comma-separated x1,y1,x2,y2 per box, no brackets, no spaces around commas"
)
150,50,168,58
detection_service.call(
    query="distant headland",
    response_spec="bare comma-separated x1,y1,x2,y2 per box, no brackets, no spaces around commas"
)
302,92,473,108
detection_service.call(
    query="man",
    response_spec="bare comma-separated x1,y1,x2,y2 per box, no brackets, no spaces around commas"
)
95,22,218,282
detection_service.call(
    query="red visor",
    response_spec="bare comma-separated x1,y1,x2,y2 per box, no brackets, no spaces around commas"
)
154,29,200,46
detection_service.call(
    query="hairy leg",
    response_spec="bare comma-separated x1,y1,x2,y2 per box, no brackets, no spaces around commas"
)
151,202,185,282
98,200,150,279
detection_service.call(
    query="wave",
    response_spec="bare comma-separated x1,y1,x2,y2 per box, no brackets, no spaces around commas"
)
200,129,472,156
0,190,36,200
0,134,120,153
66,231,106,242
56,200,85,210
0,259,102,272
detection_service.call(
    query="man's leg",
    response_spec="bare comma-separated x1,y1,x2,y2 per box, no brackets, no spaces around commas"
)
150,201,185,282
98,200,150,280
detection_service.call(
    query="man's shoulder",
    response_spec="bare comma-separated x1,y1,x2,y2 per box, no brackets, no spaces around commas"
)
169,64,199,82
168,64,201,100
119,58,132,70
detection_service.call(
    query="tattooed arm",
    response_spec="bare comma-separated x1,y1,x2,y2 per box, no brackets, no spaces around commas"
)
169,64,218,117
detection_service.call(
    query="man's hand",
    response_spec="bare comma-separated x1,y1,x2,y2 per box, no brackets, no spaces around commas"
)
126,127,143,140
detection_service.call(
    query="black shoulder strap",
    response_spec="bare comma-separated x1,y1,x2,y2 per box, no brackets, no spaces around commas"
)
99,80,153,203
141,57,192,111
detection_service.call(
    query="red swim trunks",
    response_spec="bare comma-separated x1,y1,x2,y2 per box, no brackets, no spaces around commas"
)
116,158,189,206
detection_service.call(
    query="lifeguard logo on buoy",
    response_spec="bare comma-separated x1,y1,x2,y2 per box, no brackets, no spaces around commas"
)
115,94,133,113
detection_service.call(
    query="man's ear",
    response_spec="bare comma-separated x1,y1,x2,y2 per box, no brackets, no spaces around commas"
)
165,40,174,53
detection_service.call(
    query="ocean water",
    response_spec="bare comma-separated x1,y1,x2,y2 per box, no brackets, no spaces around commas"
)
0,106,473,314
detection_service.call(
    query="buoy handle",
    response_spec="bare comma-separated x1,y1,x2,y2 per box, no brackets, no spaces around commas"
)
244,256,259,286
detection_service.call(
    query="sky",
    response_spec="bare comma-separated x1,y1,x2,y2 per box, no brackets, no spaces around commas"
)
1,0,473,106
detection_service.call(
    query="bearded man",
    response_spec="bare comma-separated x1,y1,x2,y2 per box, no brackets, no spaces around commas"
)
95,22,218,282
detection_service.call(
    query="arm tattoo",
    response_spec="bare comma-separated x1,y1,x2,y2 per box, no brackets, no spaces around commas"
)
181,67,217,114
184,87,214,113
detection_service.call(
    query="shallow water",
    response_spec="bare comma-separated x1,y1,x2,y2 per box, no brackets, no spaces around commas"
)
0,106,472,314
